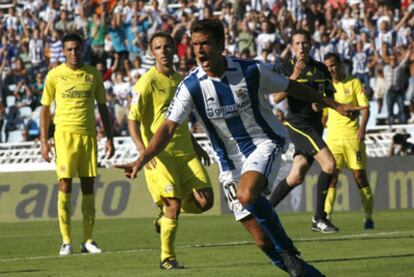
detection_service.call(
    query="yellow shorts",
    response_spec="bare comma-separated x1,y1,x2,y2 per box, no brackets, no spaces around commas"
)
326,137,366,171
54,130,97,180
144,155,212,206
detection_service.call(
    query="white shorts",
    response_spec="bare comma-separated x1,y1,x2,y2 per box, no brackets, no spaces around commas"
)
219,141,283,221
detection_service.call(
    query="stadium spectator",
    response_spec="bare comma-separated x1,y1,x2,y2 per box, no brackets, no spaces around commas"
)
374,67,386,114
127,32,213,270
406,50,414,123
383,49,411,124
270,30,339,234
388,131,414,156
40,33,114,256
323,52,374,230
117,18,364,277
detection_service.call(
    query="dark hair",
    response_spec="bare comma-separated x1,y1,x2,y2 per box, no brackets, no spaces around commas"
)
190,19,225,50
149,32,176,50
62,33,83,46
291,29,311,43
324,52,341,63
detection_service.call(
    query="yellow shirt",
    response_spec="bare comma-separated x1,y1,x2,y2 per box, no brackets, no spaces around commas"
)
326,76,369,139
41,63,106,135
128,66,193,157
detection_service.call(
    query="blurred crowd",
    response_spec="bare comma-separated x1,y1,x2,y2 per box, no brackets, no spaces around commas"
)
1,0,414,148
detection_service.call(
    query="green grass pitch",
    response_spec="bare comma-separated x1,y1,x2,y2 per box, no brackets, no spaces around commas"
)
1,210,413,276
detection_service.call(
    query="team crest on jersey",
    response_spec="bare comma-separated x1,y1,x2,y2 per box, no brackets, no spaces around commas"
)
235,88,248,99
85,74,93,83
164,184,174,193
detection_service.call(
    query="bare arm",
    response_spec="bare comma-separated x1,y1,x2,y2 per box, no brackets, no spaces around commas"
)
357,107,370,141
40,105,52,162
285,80,367,116
98,103,115,159
128,119,145,152
273,91,288,104
116,119,178,179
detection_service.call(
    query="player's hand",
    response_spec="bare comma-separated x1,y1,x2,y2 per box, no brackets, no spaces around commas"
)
145,158,157,170
114,157,144,179
40,140,52,162
194,145,211,166
335,103,368,118
291,59,305,79
311,103,323,112
105,139,115,159
357,127,366,142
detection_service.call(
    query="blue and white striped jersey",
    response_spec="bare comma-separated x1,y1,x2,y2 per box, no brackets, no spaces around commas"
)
166,57,289,172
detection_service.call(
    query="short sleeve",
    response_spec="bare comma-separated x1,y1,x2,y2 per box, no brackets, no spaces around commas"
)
258,63,289,93
166,82,193,124
353,79,369,107
128,80,149,121
41,71,55,105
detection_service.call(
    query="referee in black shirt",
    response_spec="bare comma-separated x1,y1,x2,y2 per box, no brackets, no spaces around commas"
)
270,29,339,233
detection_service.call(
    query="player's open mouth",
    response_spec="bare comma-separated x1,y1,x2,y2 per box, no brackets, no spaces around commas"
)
199,56,209,67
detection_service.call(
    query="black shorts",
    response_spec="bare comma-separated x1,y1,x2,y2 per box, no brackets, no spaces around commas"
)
285,122,327,164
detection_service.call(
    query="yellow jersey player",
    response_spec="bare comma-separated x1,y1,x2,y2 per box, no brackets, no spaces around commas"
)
40,33,115,255
323,52,374,229
125,32,214,270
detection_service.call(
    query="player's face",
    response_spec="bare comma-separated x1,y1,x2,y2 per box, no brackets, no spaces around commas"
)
63,40,83,69
324,57,340,79
191,31,223,75
151,36,175,68
291,34,310,61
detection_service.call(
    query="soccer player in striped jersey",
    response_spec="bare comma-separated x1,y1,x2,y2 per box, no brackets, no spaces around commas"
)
323,52,374,229
128,32,214,270
117,19,365,276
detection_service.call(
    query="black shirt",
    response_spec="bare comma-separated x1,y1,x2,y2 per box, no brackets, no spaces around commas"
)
275,58,335,131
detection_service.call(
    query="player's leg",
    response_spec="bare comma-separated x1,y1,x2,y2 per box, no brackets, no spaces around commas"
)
159,197,183,269
324,138,344,220
345,139,374,229
241,215,325,276
269,154,310,207
324,169,339,220
58,178,73,255
79,177,101,253
54,130,79,255
78,134,101,253
353,170,374,229
145,158,184,269
180,156,214,214
241,215,288,271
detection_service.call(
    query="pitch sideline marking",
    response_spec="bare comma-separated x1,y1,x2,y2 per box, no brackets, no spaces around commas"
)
1,230,413,263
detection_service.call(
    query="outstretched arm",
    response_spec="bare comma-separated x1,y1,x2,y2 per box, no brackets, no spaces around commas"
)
285,80,368,116
116,119,178,179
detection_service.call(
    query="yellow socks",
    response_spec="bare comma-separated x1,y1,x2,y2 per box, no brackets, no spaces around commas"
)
324,187,337,218
160,216,178,262
82,194,96,243
359,186,374,220
58,191,72,244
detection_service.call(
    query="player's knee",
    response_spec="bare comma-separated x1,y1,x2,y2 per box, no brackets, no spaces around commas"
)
164,199,181,217
237,188,254,207
321,159,336,174
287,173,304,187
